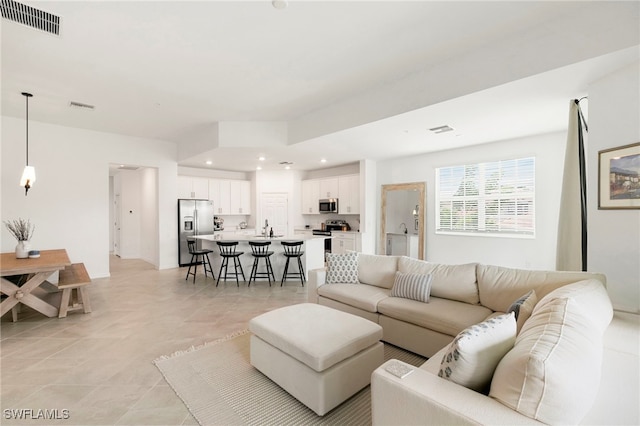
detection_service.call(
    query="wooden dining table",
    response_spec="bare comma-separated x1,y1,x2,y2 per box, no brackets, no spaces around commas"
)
0,249,71,321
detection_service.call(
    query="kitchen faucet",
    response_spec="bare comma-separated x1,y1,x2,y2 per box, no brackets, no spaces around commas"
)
400,223,407,234
263,219,269,236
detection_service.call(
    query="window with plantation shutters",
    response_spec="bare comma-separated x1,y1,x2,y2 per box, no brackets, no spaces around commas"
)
436,157,535,237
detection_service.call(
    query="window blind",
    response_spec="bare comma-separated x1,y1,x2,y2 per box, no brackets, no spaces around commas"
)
436,157,535,237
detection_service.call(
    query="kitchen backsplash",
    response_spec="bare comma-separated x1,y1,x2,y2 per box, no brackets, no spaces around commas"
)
300,214,360,232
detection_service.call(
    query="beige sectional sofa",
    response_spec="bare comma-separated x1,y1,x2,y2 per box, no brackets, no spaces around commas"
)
307,253,613,424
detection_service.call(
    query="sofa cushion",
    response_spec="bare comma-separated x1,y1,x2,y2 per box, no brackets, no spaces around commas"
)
318,283,390,313
377,296,492,337
476,264,606,312
398,257,479,304
390,272,433,303
358,253,399,289
489,279,613,424
507,290,537,334
438,313,516,393
326,252,358,284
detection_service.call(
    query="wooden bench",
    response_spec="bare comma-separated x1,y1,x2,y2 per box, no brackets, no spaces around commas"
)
57,263,92,318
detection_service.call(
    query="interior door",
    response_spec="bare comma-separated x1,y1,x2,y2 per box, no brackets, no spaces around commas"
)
260,193,288,236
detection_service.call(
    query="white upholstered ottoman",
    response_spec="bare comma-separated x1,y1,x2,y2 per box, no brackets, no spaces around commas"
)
249,303,384,416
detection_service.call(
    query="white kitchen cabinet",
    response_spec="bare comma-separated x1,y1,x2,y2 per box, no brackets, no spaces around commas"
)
319,177,339,199
338,174,360,214
178,176,209,199
230,180,251,215
208,179,231,215
332,232,359,255
301,179,320,214
209,179,251,215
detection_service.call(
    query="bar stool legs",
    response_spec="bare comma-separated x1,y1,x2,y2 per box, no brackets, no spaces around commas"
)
249,254,276,286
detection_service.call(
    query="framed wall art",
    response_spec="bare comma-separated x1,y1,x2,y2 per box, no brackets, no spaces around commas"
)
598,142,640,209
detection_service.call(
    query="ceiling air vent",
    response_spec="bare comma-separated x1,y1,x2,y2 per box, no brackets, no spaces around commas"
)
1,0,60,35
429,125,454,134
69,101,95,110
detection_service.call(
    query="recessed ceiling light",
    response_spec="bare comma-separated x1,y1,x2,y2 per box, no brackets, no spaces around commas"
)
258,156,266,161
205,160,212,165
320,158,327,163
272,0,288,10
285,166,291,170
256,166,262,170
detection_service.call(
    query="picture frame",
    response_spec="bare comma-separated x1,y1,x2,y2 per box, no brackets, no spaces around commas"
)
598,142,640,210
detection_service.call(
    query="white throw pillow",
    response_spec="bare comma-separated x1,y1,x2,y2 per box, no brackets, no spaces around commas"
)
390,271,432,303
438,312,516,393
325,252,358,284
507,290,537,333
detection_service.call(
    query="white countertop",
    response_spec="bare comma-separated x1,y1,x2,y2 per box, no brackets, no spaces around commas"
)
194,234,328,242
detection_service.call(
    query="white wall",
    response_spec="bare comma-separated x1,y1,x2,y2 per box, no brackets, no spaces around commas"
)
377,132,566,269
140,167,159,266
588,62,640,313
1,117,178,277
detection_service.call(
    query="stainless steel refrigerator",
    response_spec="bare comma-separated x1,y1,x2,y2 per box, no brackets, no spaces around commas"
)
178,199,214,266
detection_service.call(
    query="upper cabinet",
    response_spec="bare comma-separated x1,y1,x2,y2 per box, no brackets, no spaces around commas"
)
178,176,209,199
229,180,251,215
338,174,360,214
301,174,360,215
318,177,339,199
301,180,320,214
208,179,231,215
208,179,251,215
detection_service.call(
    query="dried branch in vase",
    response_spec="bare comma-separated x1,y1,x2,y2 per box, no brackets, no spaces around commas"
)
3,218,35,242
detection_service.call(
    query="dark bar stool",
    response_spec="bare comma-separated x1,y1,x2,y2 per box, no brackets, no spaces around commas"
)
280,240,305,286
216,241,246,287
185,238,214,283
248,241,276,286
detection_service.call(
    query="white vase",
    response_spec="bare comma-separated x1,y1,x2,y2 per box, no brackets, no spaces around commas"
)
15,241,30,259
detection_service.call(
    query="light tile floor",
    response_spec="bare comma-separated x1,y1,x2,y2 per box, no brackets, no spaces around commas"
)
2,257,639,425
1,256,307,425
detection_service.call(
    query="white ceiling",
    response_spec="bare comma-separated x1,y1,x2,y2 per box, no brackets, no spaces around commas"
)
2,1,639,172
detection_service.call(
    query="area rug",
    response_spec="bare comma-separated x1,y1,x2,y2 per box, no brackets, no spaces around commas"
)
154,330,426,425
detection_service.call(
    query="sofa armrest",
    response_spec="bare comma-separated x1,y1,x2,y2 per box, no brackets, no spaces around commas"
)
307,268,327,304
371,360,543,426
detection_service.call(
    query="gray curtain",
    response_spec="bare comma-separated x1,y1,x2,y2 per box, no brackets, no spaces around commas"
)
556,99,588,271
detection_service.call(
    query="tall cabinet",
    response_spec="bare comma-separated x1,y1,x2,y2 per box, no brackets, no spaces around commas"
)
338,174,360,214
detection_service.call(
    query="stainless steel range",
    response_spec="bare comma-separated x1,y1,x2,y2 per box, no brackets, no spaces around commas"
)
312,220,350,254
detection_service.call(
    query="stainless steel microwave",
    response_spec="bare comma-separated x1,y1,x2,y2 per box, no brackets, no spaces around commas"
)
319,198,338,213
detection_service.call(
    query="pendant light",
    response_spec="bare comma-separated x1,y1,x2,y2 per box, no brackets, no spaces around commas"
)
19,92,35,196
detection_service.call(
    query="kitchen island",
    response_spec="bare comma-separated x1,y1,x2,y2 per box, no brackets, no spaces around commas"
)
193,234,328,285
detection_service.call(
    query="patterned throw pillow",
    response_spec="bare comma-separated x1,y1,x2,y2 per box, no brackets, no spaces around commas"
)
438,313,516,393
390,271,433,303
325,252,359,284
507,290,538,334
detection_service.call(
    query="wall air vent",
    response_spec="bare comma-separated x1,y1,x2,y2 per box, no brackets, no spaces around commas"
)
69,101,95,110
1,0,60,35
429,125,454,134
